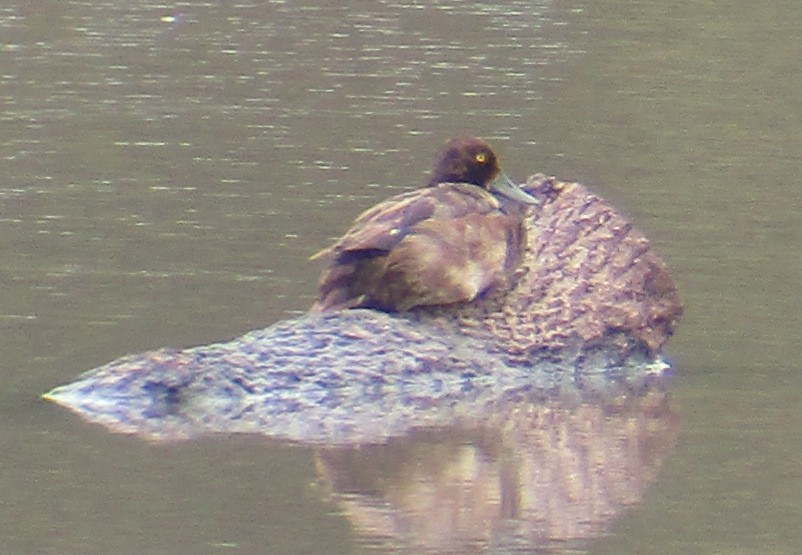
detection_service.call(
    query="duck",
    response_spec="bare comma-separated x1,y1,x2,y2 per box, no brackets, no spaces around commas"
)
310,136,538,312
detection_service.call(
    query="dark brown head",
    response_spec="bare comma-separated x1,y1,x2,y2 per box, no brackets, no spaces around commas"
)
428,136,538,205
428,136,501,188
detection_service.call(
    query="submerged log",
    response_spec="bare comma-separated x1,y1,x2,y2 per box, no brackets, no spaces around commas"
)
43,175,683,445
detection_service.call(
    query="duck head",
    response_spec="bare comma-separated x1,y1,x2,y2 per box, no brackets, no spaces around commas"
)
428,136,538,205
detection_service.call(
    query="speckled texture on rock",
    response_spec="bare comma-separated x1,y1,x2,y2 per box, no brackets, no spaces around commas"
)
43,175,683,445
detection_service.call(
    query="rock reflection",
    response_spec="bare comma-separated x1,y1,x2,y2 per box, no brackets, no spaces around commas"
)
316,387,677,553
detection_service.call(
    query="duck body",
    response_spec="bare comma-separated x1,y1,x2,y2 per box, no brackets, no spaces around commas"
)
311,136,536,312
312,183,527,311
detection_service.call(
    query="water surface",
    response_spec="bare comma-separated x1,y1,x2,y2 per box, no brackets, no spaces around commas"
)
2,0,801,553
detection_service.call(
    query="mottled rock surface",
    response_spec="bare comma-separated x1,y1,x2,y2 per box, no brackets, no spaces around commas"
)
43,175,682,445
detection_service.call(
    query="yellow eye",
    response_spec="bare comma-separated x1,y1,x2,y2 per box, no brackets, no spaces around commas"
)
475,153,488,164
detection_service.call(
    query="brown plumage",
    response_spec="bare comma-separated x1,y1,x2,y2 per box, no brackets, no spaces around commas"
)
310,137,537,312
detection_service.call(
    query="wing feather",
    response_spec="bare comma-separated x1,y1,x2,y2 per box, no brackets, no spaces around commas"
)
311,183,523,312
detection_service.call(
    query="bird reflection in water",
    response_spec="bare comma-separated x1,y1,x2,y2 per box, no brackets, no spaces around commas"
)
315,387,678,553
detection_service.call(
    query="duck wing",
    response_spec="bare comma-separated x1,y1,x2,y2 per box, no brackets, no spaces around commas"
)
312,184,502,258
310,188,440,260
311,184,526,312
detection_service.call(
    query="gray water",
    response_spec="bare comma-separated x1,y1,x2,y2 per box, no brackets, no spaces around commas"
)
2,0,801,553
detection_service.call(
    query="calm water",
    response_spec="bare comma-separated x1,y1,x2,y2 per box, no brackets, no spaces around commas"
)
2,0,801,553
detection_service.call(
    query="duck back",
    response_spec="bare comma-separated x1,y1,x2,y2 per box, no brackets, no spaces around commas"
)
312,183,528,312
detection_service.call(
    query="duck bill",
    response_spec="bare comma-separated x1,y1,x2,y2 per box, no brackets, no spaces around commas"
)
489,173,539,205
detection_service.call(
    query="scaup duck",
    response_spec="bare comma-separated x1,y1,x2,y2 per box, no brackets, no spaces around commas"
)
310,136,537,312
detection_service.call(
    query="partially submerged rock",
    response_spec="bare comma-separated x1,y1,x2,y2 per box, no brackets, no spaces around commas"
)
43,175,683,445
